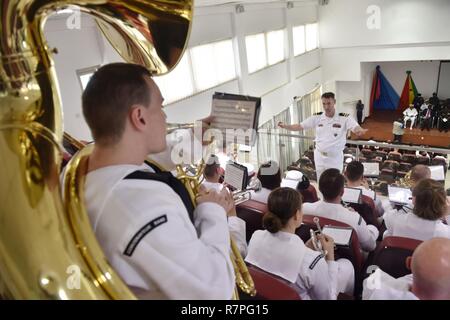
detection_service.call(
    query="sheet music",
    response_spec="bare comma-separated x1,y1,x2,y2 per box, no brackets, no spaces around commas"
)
322,226,352,246
224,163,246,190
429,165,445,181
210,94,260,145
388,186,412,205
362,162,380,177
342,187,362,204
361,188,376,200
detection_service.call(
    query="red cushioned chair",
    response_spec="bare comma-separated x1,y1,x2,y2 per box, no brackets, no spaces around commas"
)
299,184,319,203
236,199,268,242
296,214,365,273
369,236,422,278
240,264,301,300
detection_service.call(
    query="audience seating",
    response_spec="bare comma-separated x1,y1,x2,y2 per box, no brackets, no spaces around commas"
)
387,153,402,162
401,154,417,165
240,264,301,300
236,199,268,242
416,156,430,165
367,236,422,279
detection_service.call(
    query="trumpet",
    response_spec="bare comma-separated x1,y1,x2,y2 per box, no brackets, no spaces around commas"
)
232,177,262,205
309,217,328,256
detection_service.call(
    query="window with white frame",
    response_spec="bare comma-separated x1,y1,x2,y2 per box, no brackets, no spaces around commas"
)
76,66,99,91
190,39,236,91
305,23,318,52
266,29,285,65
292,25,306,56
153,53,194,104
245,33,267,73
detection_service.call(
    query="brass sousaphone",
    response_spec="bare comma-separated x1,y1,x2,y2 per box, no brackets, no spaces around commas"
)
0,0,255,299
0,0,192,299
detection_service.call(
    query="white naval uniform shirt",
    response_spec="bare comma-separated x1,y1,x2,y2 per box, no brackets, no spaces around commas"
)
200,180,247,257
249,187,272,204
301,112,359,156
383,208,450,241
84,163,237,300
363,269,418,300
302,200,379,251
245,230,354,300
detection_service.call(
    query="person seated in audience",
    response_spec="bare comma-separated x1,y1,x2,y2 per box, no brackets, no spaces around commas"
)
250,161,281,204
302,169,379,252
201,154,224,192
415,150,430,158
344,161,384,217
403,104,418,130
363,237,450,300
245,187,355,300
383,179,450,241
388,148,402,157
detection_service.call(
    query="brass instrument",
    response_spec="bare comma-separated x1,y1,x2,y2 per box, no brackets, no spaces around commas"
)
0,0,192,299
395,170,413,189
233,177,262,205
175,162,256,298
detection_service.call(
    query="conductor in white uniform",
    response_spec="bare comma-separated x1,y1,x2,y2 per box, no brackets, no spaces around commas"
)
278,92,368,181
81,63,241,299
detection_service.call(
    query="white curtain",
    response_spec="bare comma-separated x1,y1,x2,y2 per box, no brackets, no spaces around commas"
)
296,86,322,156
257,119,276,165
273,108,293,172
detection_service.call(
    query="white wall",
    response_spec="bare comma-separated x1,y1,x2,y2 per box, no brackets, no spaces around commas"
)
320,0,450,116
44,1,321,141
44,14,105,141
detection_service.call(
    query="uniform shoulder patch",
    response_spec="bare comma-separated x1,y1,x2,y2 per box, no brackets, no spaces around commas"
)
309,253,325,270
313,112,323,115
339,112,349,117
124,214,168,257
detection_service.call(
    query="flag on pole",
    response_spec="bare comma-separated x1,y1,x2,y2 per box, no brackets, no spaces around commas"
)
369,65,399,113
398,70,418,112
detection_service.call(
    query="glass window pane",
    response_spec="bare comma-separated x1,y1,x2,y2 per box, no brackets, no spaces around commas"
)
153,53,193,104
266,29,285,65
306,23,318,51
293,25,306,56
213,40,236,83
190,43,216,91
245,33,267,73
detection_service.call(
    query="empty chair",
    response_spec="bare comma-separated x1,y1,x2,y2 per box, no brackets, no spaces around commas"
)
367,236,422,279
416,156,430,166
398,162,412,172
401,154,417,166
240,264,301,300
236,199,268,242
361,149,374,160
387,153,402,162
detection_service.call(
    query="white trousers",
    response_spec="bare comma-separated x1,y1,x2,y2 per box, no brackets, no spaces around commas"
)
337,258,355,296
314,149,344,182
404,116,416,128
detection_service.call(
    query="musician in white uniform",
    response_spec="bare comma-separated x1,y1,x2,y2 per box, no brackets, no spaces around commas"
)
250,161,281,204
201,154,224,192
403,104,418,130
383,179,450,241
278,92,368,181
302,169,379,252
81,63,242,299
344,160,384,217
363,238,450,300
246,188,355,300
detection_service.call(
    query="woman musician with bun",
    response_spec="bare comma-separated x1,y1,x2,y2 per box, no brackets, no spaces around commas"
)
245,187,355,299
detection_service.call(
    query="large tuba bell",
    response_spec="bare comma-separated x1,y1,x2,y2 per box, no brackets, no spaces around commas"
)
0,0,192,299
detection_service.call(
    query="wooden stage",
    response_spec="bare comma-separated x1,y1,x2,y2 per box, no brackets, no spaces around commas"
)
351,110,450,149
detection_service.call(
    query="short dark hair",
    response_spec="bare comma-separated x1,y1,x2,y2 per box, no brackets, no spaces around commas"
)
319,168,345,201
257,161,281,190
82,63,152,146
321,92,335,99
345,161,364,182
413,179,447,220
204,155,220,178
263,187,302,233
